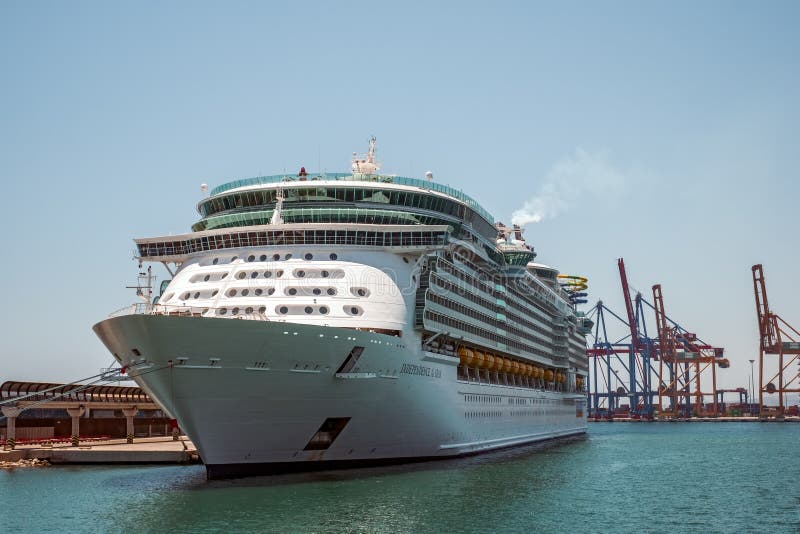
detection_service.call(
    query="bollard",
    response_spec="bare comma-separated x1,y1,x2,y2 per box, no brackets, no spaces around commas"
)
172,427,180,441
6,437,15,450
71,435,79,447
126,434,134,444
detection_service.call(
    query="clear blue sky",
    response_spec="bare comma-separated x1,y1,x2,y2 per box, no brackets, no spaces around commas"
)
1,1,798,400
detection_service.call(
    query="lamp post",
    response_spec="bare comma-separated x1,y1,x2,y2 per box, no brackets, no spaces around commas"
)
748,359,755,416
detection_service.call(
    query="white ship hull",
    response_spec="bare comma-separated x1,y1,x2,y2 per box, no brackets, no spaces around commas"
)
94,314,587,478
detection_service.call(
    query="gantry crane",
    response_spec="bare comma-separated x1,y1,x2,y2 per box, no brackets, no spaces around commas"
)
752,264,800,418
651,283,727,417
585,259,658,419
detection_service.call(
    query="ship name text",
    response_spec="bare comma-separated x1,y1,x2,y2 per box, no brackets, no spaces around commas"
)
400,363,442,379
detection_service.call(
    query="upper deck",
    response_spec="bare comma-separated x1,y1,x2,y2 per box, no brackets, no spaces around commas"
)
194,173,498,242
205,172,493,224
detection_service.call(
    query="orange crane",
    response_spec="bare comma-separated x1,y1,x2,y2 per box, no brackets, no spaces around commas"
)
752,264,800,418
652,284,727,417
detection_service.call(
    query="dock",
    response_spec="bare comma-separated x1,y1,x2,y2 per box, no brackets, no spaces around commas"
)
1,436,199,467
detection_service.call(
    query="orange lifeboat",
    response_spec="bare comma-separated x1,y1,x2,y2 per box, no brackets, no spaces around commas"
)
484,354,495,371
493,355,506,372
545,369,554,382
499,358,510,373
457,347,474,367
474,351,486,369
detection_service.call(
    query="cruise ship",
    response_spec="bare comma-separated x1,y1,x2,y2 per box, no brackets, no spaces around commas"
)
93,139,593,478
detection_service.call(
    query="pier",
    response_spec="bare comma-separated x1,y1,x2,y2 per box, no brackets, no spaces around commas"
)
1,436,199,467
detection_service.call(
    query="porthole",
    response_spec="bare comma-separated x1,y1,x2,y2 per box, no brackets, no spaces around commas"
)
241,289,249,296
260,254,267,261
231,256,238,262
296,270,305,278
251,272,258,279
194,292,200,299
285,253,292,260
329,253,338,260
304,306,313,314
304,253,313,260
320,306,329,315
262,271,270,278
247,255,255,262
258,306,266,313
183,293,190,300
228,289,237,297
279,306,288,314
204,275,210,282
321,270,329,278
232,307,239,315
313,288,321,296
212,258,219,265
277,270,284,277
273,254,280,261
351,307,359,314
267,288,275,295
211,290,218,297
218,308,227,315
221,273,228,279
327,288,336,295
357,288,366,297
255,289,263,296
288,288,297,296
245,307,253,314
238,272,246,279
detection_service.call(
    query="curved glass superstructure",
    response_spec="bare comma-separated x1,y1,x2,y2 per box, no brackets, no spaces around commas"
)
193,176,497,244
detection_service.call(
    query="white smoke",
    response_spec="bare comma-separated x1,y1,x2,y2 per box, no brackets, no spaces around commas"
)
511,148,626,226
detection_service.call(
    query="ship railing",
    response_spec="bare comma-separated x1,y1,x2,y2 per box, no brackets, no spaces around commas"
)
136,228,451,259
107,303,270,321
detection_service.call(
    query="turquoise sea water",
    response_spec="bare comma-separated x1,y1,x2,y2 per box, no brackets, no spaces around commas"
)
2,423,798,533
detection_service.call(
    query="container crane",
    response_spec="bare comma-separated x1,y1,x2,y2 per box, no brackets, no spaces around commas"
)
651,283,726,417
752,264,800,418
